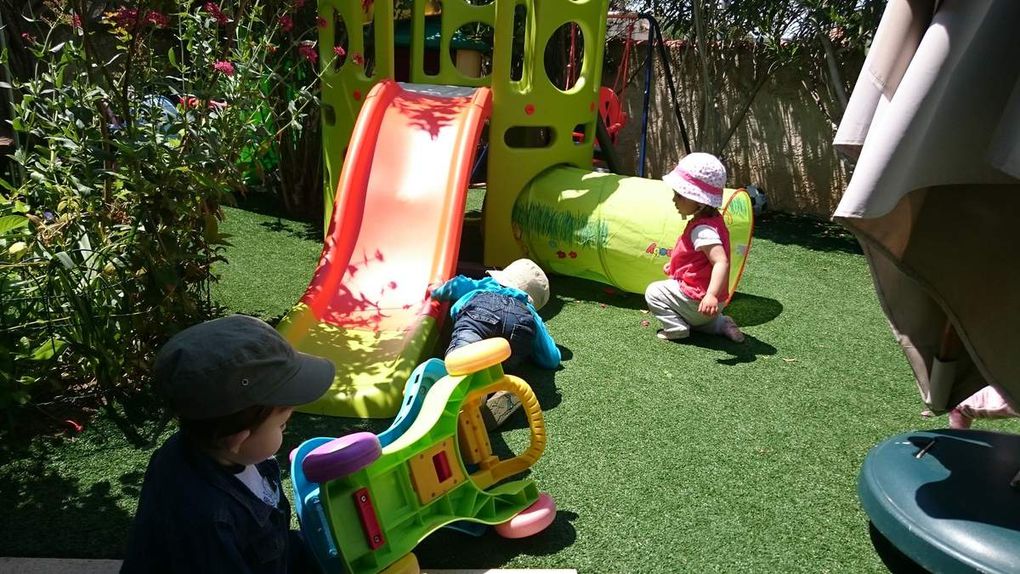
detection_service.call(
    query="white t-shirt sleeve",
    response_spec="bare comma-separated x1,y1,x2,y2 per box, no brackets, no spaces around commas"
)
691,224,722,250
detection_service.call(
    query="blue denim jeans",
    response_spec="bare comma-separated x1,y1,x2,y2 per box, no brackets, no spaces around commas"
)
447,291,536,370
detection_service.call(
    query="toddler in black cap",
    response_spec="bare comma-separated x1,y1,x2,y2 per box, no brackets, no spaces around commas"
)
122,315,334,574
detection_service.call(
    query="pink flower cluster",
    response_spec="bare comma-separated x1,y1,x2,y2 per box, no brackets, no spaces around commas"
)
108,8,169,30
213,60,236,76
279,15,294,32
203,3,229,26
298,43,317,64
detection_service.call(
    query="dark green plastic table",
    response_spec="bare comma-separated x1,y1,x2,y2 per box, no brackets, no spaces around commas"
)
860,430,1020,573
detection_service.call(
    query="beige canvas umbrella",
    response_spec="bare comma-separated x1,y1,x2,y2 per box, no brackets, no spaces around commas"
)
833,0,1020,416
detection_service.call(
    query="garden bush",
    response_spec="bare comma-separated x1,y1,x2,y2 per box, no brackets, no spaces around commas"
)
0,0,321,440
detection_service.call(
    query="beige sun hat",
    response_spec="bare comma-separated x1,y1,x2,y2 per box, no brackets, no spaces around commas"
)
487,258,550,310
662,152,727,208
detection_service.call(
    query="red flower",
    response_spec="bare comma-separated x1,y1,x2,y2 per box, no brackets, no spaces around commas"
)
71,12,82,30
20,32,35,45
203,3,229,26
352,53,364,66
317,16,328,28
293,0,306,8
146,10,169,28
298,43,318,63
332,45,346,58
108,8,168,29
568,251,577,258
278,15,293,32
108,7,138,28
213,60,235,76
556,251,566,259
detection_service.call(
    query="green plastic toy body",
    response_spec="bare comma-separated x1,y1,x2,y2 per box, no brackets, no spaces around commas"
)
295,338,552,574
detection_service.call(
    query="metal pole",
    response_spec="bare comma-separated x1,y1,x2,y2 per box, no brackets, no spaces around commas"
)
638,25,653,177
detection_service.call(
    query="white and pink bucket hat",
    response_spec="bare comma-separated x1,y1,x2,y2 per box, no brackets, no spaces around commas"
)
662,152,727,208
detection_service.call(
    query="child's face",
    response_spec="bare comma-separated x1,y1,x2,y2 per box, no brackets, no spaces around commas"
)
672,193,701,217
231,406,294,465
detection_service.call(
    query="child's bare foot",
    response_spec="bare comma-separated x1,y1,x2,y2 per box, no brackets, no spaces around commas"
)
948,407,972,429
721,316,745,343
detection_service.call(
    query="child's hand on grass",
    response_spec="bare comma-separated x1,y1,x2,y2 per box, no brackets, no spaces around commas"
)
699,294,719,316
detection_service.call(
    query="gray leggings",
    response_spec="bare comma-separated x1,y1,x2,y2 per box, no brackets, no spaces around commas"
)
644,279,729,339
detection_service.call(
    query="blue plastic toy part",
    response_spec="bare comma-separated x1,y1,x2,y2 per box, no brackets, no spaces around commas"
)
291,437,343,574
377,358,447,448
860,429,1020,574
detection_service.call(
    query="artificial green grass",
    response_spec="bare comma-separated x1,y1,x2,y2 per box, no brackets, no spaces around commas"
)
1,203,1015,571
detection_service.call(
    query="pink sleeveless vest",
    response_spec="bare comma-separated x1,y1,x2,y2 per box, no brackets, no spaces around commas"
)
667,213,731,302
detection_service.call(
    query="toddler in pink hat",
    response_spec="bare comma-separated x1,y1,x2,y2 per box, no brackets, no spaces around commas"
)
645,153,744,343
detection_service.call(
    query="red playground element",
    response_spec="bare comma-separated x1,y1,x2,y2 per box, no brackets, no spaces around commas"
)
353,488,385,550
598,87,627,143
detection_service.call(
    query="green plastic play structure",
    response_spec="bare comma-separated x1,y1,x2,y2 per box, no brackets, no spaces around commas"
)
282,0,753,418
292,338,553,573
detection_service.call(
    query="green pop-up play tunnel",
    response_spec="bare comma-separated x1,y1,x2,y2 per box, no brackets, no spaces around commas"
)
512,167,754,297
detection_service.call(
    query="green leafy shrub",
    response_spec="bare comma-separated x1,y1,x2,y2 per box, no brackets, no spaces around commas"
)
0,1,320,439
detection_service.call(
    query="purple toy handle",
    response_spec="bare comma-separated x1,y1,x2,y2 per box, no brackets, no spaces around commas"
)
302,432,382,483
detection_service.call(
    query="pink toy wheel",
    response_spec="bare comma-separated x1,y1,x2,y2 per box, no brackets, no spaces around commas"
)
494,492,556,539
302,432,381,483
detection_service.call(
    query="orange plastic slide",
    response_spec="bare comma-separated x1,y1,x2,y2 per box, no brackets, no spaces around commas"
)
278,80,492,417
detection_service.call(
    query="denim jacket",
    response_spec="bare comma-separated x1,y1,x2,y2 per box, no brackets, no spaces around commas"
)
122,432,303,574
432,276,561,369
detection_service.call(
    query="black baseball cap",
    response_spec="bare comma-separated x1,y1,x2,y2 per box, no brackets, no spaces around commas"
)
154,315,334,419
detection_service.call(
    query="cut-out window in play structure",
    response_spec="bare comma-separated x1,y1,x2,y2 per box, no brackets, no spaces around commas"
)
504,126,553,149
364,22,377,77
332,10,348,71
449,23,494,79
509,5,527,82
544,22,585,92
423,2,443,76
572,122,591,145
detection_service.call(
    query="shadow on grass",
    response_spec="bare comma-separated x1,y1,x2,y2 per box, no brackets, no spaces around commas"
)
754,212,862,255
258,218,322,242
552,275,647,313
414,508,578,568
233,192,324,242
680,332,778,366
0,457,139,558
726,292,784,328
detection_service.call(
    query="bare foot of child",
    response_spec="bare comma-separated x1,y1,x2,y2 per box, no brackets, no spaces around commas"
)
949,408,973,429
721,316,745,343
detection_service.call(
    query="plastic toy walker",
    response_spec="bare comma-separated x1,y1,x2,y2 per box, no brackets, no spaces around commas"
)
291,338,556,574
